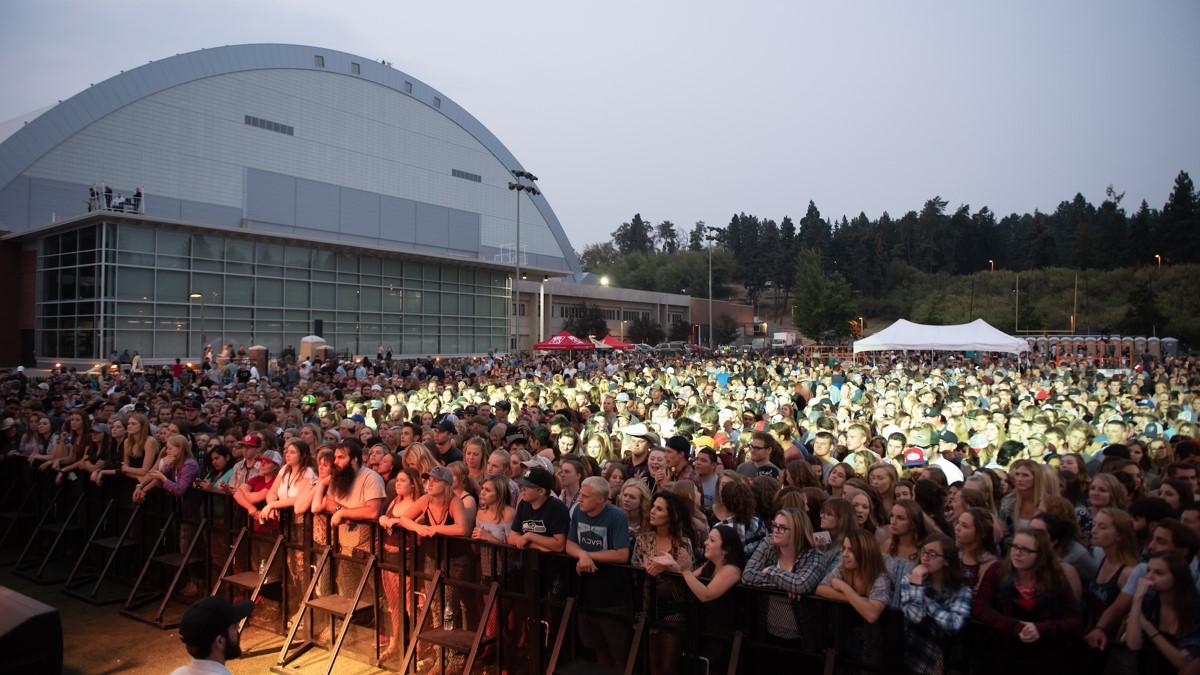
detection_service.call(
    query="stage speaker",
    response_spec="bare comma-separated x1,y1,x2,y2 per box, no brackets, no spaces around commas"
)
0,587,62,674
314,319,324,337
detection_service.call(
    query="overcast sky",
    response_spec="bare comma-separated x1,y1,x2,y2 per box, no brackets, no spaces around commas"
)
2,1,1197,250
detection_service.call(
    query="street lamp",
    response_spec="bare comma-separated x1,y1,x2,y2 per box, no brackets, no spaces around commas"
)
599,275,609,287
988,259,994,272
1155,254,1162,268
188,291,205,360
705,226,722,349
620,319,627,342
508,170,540,353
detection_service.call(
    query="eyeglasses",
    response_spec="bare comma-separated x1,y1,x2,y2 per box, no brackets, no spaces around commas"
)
919,549,944,560
1010,543,1037,556
771,523,790,532
751,444,768,450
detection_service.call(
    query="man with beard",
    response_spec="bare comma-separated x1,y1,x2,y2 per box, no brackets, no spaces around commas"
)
170,596,254,674
329,439,386,595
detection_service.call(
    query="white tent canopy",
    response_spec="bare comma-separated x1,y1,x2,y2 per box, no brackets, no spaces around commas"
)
853,319,1029,355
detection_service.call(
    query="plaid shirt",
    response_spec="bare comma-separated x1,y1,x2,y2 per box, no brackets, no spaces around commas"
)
742,545,828,639
899,577,973,675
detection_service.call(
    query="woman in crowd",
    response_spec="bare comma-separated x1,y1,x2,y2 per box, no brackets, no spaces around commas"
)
1028,511,1088,601
899,533,974,675
18,412,53,458
25,413,65,471
1084,473,1128,547
816,528,892,623
377,466,423,661
895,480,915,502
58,422,110,484
257,439,317,523
955,507,999,589
198,444,234,489
972,528,1083,675
638,490,694,675
601,463,627,502
1088,507,1139,625
556,456,585,513
850,487,887,535
713,476,765,555
868,464,899,513
668,524,745,675
885,499,929,596
135,433,199,502
1002,459,1044,545
742,508,828,651
620,478,652,537
1125,551,1200,674
462,436,488,484
819,498,857,565
827,463,853,499
584,431,620,467
1155,478,1194,517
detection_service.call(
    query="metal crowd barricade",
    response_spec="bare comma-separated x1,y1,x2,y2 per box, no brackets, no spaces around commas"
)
63,473,145,603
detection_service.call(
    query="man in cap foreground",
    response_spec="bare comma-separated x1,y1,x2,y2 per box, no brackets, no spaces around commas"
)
169,596,253,674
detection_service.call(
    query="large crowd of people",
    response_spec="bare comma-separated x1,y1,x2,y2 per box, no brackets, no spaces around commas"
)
2,344,1200,674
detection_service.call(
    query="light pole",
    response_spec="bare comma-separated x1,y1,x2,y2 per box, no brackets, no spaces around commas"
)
188,291,205,360
988,259,994,272
508,170,539,353
705,226,722,348
1155,254,1162,268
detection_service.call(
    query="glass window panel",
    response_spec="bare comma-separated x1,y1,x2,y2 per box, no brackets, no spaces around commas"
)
114,330,153,356
59,230,78,253
42,270,59,301
311,283,334,309
360,287,380,312
422,264,439,281
312,250,335,271
40,316,57,331
192,273,222,304
192,258,222,272
156,331,186,357
256,242,283,265
402,335,420,354
225,239,252,263
157,255,189,270
257,308,282,319
383,289,402,313
336,253,357,274
460,295,474,316
284,246,310,268
383,259,403,282
360,256,381,275
284,321,309,334
79,226,97,251
226,262,253,275
59,251,77,267
258,334,282,352
337,285,360,310
57,331,75,358
191,234,222,260
285,281,310,307
157,303,187,319
257,265,283,278
79,251,96,266
116,302,153,316
442,293,458,315
257,278,283,306
156,270,188,303
225,307,252,319
157,231,190,257
116,267,153,300
409,291,422,313
119,226,155,252
43,235,60,256
421,335,438,354
40,330,56,357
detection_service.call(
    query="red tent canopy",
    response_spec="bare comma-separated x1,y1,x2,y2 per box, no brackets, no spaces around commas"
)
532,331,595,351
601,335,634,350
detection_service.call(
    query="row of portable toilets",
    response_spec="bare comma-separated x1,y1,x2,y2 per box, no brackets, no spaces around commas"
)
1025,335,1179,360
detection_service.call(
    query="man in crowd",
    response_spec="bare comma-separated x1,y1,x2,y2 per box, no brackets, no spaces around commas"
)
566,475,632,669
170,597,253,675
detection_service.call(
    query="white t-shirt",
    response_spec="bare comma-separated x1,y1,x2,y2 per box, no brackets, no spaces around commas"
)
276,466,317,500
334,467,386,549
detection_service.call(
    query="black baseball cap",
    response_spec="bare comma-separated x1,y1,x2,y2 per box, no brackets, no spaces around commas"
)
517,467,555,492
665,435,692,459
179,596,253,648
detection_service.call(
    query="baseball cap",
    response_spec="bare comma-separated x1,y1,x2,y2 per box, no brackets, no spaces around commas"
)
350,413,366,424
903,448,927,468
238,434,262,449
422,465,453,485
301,394,318,406
665,435,692,458
179,597,254,649
259,450,283,465
615,392,631,403
91,423,110,435
692,436,716,450
938,430,958,446
521,455,555,473
0,418,14,431
517,467,555,492
437,419,457,434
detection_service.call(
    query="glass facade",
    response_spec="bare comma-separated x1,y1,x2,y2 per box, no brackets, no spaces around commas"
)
37,222,511,360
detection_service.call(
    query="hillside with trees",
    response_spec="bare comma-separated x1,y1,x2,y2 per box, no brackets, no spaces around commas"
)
577,171,1199,344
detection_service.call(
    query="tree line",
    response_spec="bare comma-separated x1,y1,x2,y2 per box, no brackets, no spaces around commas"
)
580,171,1198,308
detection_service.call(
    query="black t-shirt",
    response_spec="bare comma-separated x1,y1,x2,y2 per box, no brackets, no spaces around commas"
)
512,496,570,539
435,444,463,465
